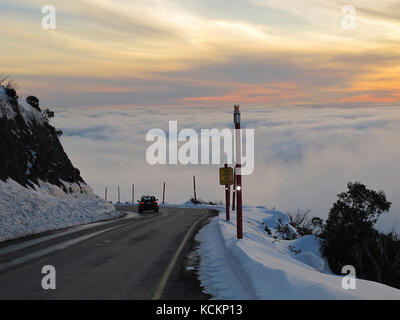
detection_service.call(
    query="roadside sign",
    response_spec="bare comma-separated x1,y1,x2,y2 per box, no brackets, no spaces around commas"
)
219,167,234,185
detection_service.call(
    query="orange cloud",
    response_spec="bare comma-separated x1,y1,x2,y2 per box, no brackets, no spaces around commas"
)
340,93,400,103
181,82,307,106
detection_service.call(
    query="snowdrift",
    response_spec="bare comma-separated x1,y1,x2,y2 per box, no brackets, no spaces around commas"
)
0,179,123,242
196,206,400,299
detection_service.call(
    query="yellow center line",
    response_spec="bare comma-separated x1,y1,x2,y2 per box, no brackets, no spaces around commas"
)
152,216,204,300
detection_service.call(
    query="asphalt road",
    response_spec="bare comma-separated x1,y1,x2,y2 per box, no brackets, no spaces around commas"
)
0,206,217,300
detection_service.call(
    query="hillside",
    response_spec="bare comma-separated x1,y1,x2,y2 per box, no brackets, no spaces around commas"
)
0,84,122,241
0,85,84,190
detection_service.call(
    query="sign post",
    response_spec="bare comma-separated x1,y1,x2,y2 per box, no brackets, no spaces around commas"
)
219,165,234,221
234,104,243,239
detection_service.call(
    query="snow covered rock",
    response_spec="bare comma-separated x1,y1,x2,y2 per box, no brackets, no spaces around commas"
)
0,85,122,241
0,84,84,190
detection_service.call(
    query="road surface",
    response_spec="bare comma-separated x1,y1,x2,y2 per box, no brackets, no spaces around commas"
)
0,206,217,299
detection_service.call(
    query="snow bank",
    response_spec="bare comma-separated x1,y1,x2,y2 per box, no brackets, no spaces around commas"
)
196,206,400,300
0,179,123,242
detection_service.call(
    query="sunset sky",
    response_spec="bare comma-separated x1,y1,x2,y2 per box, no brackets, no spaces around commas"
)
1,0,400,108
2,1,400,230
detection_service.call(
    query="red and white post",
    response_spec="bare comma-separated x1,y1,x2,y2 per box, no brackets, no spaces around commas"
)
224,163,230,221
234,104,243,239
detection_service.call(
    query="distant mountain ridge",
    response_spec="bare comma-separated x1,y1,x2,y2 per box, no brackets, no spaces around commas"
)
0,84,85,192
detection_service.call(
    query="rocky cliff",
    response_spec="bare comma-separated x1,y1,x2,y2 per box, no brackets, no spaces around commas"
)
0,84,85,192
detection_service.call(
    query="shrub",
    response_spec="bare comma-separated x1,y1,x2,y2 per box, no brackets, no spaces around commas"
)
189,198,222,205
287,209,313,236
26,96,41,111
321,182,400,288
42,108,55,122
276,218,297,240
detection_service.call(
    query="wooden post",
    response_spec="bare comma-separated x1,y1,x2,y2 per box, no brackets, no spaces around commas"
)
193,175,197,203
162,182,166,204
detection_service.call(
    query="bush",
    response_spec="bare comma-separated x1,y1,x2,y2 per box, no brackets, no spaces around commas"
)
42,108,55,122
321,182,400,288
189,198,222,205
287,209,313,236
26,96,41,111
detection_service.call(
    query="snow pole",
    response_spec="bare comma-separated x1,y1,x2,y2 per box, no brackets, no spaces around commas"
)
225,163,230,221
234,104,243,239
232,169,236,211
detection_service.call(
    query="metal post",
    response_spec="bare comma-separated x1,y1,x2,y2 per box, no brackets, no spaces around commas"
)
234,104,243,239
162,181,166,204
118,186,120,204
132,184,134,203
105,187,107,201
225,163,230,221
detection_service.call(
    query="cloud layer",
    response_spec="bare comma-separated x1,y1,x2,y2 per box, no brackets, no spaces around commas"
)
53,104,400,233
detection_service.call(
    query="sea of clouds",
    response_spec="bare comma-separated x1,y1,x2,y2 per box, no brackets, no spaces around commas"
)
53,105,400,233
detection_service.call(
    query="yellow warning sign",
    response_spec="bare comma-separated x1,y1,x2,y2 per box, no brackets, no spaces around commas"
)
219,167,234,185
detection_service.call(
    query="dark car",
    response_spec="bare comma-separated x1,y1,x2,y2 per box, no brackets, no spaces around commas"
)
138,195,159,213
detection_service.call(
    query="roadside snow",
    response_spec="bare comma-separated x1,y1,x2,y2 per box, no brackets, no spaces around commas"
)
0,179,123,242
196,206,400,300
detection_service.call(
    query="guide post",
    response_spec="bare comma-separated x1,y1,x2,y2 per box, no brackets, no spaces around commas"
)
234,104,243,239
219,164,233,221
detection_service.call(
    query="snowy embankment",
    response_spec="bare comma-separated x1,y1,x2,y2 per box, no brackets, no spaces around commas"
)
0,179,123,242
196,206,400,300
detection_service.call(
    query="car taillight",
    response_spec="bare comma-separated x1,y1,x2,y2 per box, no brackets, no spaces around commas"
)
140,202,144,205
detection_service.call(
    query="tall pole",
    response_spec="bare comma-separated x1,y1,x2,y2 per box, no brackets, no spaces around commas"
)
193,175,197,203
225,163,230,221
234,104,243,239
132,184,134,203
118,186,120,204
162,181,166,204
105,187,107,201
232,169,236,211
